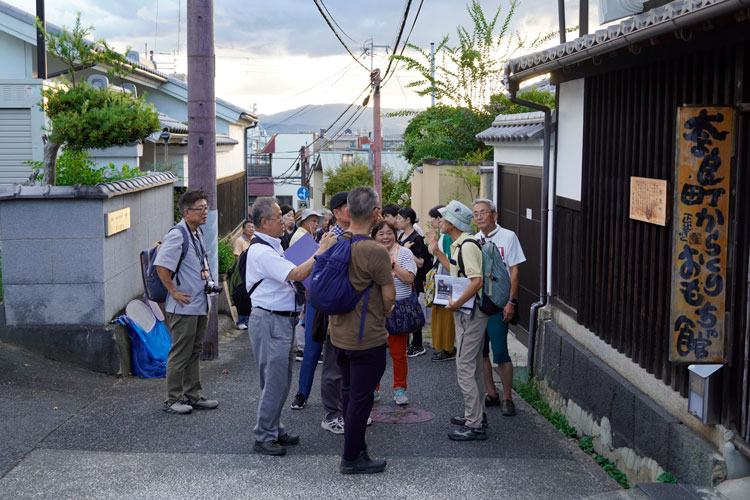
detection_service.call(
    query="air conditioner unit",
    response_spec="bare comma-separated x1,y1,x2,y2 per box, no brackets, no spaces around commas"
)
598,0,645,24
87,74,109,89
121,83,137,97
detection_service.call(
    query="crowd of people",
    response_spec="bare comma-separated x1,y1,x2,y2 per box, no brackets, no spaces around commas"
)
154,186,525,475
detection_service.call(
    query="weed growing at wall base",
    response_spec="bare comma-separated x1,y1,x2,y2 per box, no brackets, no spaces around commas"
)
513,376,630,489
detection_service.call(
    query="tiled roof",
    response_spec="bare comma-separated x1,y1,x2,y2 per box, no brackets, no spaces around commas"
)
0,172,176,200
476,111,547,143
505,0,748,89
158,113,188,134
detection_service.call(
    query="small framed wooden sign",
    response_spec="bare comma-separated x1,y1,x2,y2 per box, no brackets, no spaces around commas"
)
629,177,668,226
105,207,131,237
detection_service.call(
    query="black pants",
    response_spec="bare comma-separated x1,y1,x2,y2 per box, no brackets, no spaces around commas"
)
409,329,423,349
336,343,387,461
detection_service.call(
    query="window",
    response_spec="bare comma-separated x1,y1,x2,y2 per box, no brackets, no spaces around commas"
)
277,195,293,207
342,153,353,165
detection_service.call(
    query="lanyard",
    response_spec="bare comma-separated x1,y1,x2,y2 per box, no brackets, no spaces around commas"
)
188,228,210,273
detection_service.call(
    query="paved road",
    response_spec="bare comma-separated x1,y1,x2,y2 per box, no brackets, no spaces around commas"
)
0,328,619,500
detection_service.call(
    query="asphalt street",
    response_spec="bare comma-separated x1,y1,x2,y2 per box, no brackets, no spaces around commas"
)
0,326,620,500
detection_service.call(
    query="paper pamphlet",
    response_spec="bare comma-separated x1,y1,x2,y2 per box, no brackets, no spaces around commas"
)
284,232,319,289
433,275,475,315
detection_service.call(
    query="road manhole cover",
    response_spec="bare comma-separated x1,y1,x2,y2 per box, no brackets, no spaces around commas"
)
370,405,435,424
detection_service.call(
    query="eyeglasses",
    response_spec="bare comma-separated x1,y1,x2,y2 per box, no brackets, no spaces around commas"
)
473,210,493,217
187,206,209,213
266,217,283,223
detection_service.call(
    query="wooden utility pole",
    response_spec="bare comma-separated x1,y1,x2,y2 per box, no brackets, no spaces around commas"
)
371,69,382,200
187,0,219,359
36,0,46,79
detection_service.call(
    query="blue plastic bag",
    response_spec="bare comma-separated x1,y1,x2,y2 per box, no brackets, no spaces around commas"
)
116,316,171,378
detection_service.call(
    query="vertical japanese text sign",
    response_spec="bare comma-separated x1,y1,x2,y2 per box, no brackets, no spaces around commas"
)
670,106,733,363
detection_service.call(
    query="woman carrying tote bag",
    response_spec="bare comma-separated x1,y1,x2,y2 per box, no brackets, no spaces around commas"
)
371,220,423,405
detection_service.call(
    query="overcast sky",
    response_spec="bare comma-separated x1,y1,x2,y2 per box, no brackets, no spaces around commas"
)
6,1,599,115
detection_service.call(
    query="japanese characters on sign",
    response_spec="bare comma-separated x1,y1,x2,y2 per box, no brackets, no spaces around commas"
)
670,107,733,363
629,177,668,226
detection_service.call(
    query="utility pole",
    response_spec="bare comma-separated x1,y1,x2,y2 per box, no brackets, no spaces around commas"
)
365,39,390,72
371,69,382,201
299,145,308,190
187,0,219,360
35,0,46,79
430,42,435,107
579,0,589,37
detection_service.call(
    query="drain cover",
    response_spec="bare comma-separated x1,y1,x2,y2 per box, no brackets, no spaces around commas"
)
370,405,435,424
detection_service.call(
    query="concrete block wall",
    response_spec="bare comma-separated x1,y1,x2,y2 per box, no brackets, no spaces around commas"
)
535,321,726,487
0,184,173,326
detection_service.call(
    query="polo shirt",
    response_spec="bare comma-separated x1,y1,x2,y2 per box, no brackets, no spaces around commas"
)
245,231,297,312
153,220,209,315
449,232,482,280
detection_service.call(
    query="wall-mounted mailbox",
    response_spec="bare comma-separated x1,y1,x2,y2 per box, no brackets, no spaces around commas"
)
687,364,722,425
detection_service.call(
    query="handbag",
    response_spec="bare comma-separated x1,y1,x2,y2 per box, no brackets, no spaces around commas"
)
386,290,426,335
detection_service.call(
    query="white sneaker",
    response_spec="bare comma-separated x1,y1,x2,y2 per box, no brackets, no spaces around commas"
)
367,416,373,426
236,323,248,330
321,417,344,434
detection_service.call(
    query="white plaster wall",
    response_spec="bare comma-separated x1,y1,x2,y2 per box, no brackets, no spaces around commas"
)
493,142,544,168
0,31,32,78
272,133,313,208
556,79,585,201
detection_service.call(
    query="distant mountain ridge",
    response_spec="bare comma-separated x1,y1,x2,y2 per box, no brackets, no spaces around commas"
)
258,103,418,137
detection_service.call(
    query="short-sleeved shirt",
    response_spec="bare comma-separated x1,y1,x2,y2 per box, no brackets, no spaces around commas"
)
153,220,209,315
232,234,251,257
475,224,526,270
329,234,394,351
245,231,297,312
450,232,482,279
392,245,417,300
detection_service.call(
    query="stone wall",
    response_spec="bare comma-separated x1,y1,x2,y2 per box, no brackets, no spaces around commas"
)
535,320,726,486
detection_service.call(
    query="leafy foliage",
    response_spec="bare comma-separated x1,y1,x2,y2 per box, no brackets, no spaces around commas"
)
25,149,145,186
43,84,160,151
392,0,560,111
489,87,557,115
323,159,412,207
657,471,677,483
217,238,235,275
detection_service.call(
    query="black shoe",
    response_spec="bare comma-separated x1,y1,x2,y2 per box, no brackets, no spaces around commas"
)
407,346,426,358
485,394,502,407
431,350,455,362
290,392,306,410
449,425,487,441
340,452,387,474
182,396,218,410
450,413,488,428
253,440,286,456
278,433,300,446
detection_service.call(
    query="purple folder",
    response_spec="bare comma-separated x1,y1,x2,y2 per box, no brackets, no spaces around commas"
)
284,232,319,289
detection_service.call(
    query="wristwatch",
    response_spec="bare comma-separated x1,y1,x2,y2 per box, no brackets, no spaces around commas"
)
508,298,518,306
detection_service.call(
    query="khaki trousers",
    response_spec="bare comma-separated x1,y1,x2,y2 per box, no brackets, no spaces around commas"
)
453,308,489,428
165,313,208,403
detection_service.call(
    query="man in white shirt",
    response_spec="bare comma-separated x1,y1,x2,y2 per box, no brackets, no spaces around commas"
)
245,197,334,456
473,198,526,417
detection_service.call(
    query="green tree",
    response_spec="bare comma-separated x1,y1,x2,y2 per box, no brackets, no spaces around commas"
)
392,0,559,111
323,159,412,207
36,13,160,185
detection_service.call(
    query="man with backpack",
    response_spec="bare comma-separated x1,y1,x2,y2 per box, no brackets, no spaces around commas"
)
427,200,489,441
153,189,219,415
473,199,525,417
324,187,395,473
245,197,335,456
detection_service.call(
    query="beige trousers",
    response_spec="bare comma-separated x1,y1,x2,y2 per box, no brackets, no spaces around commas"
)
453,308,489,428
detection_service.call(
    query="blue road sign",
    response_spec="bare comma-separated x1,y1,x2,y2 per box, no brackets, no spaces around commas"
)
297,187,309,200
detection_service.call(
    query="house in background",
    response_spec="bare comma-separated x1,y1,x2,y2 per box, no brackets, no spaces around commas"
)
0,1,257,235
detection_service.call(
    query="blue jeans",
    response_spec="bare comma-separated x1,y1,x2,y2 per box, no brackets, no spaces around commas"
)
297,301,324,399
237,315,249,326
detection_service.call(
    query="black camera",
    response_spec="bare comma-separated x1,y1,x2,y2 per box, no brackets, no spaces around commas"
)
205,279,222,295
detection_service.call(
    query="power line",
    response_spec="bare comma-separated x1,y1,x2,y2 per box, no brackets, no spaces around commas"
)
382,0,425,89
319,0,361,45
312,0,369,72
382,0,412,81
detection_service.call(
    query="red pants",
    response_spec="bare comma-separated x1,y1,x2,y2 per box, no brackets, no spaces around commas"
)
377,334,408,391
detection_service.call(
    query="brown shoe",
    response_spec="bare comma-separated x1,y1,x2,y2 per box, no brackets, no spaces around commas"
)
485,394,501,407
501,399,516,416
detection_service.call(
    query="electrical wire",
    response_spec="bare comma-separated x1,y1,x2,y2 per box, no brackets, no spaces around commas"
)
382,0,425,89
381,0,412,81
319,0,361,45
312,0,369,72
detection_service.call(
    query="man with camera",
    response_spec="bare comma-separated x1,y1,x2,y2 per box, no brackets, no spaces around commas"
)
154,189,220,415
246,197,335,456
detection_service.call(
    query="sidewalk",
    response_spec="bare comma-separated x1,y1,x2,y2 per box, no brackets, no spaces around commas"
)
0,326,620,500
